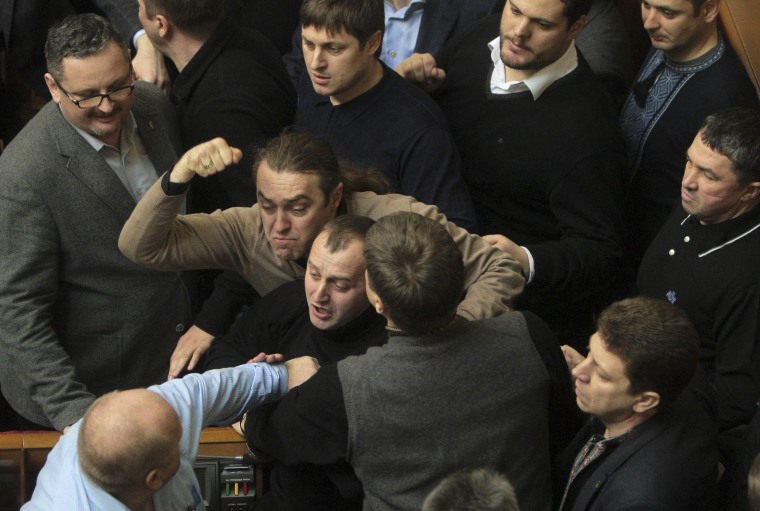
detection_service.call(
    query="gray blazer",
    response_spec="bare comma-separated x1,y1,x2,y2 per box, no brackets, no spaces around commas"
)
0,81,192,430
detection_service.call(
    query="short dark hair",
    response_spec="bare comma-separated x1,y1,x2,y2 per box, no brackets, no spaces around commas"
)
560,0,592,24
364,212,463,333
143,0,224,39
300,0,384,56
699,107,760,185
687,0,708,16
45,14,128,81
253,130,391,204
321,215,375,253
596,297,699,410
423,469,520,511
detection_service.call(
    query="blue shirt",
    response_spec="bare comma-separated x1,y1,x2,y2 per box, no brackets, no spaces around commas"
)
381,0,426,70
22,363,288,511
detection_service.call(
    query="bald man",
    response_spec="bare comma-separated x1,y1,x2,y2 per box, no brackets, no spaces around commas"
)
23,356,318,510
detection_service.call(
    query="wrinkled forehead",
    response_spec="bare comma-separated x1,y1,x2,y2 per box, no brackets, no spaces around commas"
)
309,234,366,274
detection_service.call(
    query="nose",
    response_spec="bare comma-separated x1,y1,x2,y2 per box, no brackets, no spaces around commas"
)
313,280,330,304
96,95,115,114
309,47,325,70
571,356,591,383
513,17,530,38
273,210,290,233
682,161,698,190
642,8,659,31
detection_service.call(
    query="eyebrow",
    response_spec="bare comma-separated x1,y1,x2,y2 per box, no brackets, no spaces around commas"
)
307,258,356,283
69,69,132,97
257,191,313,203
644,0,685,14
508,0,559,26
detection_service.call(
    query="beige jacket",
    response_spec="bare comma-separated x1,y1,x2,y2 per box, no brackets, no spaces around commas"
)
119,177,524,319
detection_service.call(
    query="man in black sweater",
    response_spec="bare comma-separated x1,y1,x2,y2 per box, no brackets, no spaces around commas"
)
205,214,387,511
397,0,626,348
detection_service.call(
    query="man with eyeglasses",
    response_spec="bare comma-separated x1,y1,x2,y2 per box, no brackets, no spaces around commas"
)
0,13,191,433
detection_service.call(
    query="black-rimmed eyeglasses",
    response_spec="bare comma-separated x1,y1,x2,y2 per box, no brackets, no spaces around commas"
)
54,79,135,109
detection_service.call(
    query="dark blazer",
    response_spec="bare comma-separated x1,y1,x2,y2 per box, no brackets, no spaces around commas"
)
0,81,192,430
282,0,497,87
555,391,720,511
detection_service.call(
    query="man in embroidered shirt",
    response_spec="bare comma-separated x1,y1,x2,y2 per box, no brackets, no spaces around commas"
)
396,0,626,348
637,107,760,464
22,356,319,511
620,0,758,271
558,297,718,510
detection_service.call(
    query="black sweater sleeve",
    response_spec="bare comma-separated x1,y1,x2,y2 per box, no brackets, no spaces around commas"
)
246,363,348,466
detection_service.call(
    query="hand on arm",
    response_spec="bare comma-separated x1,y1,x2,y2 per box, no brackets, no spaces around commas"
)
284,356,320,391
247,352,285,364
167,325,215,380
170,138,244,184
395,53,446,93
483,234,530,276
132,34,170,91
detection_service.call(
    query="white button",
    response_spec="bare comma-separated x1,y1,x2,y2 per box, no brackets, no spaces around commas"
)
668,249,675,256
390,50,397,58
684,236,690,242
175,324,184,332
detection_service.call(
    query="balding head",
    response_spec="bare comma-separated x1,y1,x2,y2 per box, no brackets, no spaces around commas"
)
78,389,182,495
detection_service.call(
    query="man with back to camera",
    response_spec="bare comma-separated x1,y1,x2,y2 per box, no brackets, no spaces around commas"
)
620,0,759,269
205,215,387,510
558,297,719,510
22,356,319,510
118,131,526,373
245,212,581,511
637,107,760,462
292,0,478,231
0,13,190,432
396,0,626,348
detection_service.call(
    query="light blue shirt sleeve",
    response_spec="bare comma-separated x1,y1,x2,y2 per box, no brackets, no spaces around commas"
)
22,363,288,511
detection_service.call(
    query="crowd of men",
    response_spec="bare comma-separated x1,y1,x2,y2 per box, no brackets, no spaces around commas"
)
0,0,759,509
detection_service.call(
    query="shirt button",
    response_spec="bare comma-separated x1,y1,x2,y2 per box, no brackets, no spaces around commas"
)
668,249,675,256
175,324,185,333
497,138,504,144
684,236,690,242
389,50,397,58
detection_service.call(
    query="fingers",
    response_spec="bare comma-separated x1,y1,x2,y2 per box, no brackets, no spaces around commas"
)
166,325,215,380
173,138,244,182
247,352,285,364
561,345,585,371
395,53,445,92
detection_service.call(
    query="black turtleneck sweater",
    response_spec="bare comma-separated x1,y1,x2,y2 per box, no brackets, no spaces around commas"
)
204,278,387,511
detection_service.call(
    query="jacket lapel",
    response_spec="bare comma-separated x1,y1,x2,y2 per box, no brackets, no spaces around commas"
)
572,416,666,509
48,105,138,222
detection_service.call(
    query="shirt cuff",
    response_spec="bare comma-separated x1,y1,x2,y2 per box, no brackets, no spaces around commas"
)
521,246,535,284
132,29,147,49
162,170,191,196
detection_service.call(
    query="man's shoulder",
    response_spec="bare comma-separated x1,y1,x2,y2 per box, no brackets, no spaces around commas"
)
346,192,439,218
376,66,450,124
0,102,71,177
592,393,718,506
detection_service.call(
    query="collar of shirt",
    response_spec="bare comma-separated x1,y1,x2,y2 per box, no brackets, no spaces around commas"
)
488,36,578,100
382,0,426,70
